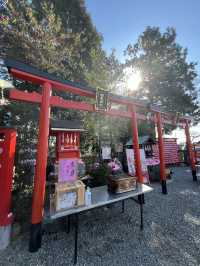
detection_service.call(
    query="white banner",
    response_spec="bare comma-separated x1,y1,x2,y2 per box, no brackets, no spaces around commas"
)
102,146,111,160
126,148,149,183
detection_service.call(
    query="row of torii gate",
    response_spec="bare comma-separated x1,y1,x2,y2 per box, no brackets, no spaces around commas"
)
1,59,197,251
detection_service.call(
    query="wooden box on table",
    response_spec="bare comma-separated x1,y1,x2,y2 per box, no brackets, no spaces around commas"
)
107,175,137,194
50,180,85,214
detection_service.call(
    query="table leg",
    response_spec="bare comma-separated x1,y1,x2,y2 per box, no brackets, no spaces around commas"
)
122,200,125,213
140,200,143,231
67,215,70,234
138,194,145,204
138,194,144,230
74,213,79,265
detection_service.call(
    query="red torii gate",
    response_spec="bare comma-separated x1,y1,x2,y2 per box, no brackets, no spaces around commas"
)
4,59,196,252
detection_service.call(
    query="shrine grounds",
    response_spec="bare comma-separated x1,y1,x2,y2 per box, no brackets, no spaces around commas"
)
0,166,200,266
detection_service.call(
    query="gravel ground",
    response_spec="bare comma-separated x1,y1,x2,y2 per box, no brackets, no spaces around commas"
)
0,166,200,266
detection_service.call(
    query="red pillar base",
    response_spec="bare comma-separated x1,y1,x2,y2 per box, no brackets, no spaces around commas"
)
0,212,13,227
161,180,167,194
192,170,197,181
29,223,42,252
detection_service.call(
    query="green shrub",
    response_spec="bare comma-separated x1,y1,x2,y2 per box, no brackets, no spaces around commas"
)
89,162,111,187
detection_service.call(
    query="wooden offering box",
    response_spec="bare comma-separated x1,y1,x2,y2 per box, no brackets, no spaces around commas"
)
107,175,137,194
52,180,85,213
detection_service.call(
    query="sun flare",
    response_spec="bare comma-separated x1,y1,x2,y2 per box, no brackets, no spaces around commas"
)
124,67,142,92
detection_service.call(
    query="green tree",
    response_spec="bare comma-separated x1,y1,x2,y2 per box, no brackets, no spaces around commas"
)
125,27,199,117
32,0,102,77
0,0,95,83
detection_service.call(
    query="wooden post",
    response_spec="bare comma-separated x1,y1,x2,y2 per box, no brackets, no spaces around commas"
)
130,105,143,183
29,82,52,252
185,120,197,181
156,112,167,194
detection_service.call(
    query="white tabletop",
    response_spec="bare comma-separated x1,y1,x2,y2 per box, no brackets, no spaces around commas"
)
49,183,153,220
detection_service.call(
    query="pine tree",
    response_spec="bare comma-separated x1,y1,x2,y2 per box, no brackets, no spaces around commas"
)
125,27,199,117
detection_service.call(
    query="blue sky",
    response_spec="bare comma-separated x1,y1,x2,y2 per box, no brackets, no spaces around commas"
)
85,0,200,72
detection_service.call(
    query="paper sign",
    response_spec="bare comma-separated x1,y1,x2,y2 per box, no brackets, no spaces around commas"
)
140,149,148,172
58,159,77,182
126,149,149,183
102,146,111,160
58,191,77,210
126,149,135,175
145,158,160,166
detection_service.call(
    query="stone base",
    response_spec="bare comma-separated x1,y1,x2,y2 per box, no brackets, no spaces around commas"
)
0,224,11,250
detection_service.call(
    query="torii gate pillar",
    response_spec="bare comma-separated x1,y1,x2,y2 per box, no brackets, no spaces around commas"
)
29,82,52,252
156,112,167,194
131,106,143,184
130,105,144,204
185,120,197,181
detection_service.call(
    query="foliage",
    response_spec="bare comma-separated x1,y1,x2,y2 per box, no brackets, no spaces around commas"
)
89,162,111,187
1,0,97,83
125,27,199,117
138,120,156,137
32,0,102,77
